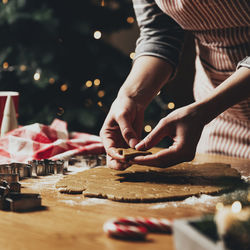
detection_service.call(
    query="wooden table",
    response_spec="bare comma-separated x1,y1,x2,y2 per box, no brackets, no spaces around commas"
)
0,154,249,250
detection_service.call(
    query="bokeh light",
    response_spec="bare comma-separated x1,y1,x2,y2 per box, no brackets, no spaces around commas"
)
94,79,101,86
85,80,93,88
97,90,105,98
49,78,55,84
168,102,175,109
20,65,27,71
60,83,68,92
34,72,40,81
127,17,135,24
216,202,224,211
130,52,135,59
3,62,9,69
231,201,242,213
94,31,102,39
144,125,152,133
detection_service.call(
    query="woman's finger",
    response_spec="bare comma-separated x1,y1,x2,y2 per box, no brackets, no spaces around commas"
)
131,142,193,168
107,154,131,170
136,118,170,150
118,115,139,148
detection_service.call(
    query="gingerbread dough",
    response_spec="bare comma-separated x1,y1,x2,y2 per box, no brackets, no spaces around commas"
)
117,148,152,161
56,162,241,202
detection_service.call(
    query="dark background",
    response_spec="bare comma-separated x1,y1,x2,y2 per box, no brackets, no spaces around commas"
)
0,0,195,142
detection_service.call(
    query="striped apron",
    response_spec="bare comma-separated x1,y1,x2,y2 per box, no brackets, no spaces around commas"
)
155,0,250,158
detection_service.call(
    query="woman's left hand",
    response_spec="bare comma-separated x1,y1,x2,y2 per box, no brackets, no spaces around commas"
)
133,103,206,167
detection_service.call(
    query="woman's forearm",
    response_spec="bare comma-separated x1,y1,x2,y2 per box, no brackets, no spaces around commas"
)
118,55,173,106
197,67,250,124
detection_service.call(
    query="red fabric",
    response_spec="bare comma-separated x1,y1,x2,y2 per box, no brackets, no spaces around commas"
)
0,119,105,164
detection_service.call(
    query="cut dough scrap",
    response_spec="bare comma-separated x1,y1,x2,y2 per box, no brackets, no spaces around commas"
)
116,148,152,161
56,162,241,202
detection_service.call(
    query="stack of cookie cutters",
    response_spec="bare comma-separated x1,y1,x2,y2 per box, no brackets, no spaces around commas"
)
0,159,68,212
0,160,68,179
0,163,31,181
0,176,41,212
0,178,42,212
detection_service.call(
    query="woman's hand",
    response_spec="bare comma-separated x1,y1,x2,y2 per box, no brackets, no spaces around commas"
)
100,56,173,170
100,95,145,170
133,103,205,167
132,66,250,168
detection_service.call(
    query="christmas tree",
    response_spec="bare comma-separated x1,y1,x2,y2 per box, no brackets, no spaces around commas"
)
0,0,134,133
0,0,195,142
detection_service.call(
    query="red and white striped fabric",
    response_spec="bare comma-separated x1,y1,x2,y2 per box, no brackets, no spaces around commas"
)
0,119,105,164
155,0,250,158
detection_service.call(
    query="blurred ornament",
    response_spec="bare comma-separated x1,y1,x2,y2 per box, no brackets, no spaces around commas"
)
214,203,250,250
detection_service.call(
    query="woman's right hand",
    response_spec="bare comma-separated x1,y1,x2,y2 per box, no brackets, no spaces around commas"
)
100,94,145,170
100,56,174,170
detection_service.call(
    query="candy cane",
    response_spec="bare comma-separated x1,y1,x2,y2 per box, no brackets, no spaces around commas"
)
103,217,172,240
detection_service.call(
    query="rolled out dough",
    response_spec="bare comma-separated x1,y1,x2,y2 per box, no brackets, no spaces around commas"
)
56,162,241,203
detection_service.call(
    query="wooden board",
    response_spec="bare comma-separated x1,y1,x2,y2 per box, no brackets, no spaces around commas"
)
0,154,249,250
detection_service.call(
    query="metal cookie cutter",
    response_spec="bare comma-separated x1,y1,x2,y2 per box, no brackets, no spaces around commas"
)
0,179,21,210
53,160,65,174
44,159,64,174
0,164,12,174
97,154,106,166
0,180,10,198
0,163,31,179
0,173,19,183
4,193,42,212
0,175,21,194
28,159,67,176
10,163,32,179
0,180,10,209
44,159,54,174
28,160,46,176
37,160,46,176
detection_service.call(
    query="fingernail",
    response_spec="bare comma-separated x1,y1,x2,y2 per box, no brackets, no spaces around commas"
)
129,138,137,148
135,141,145,150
